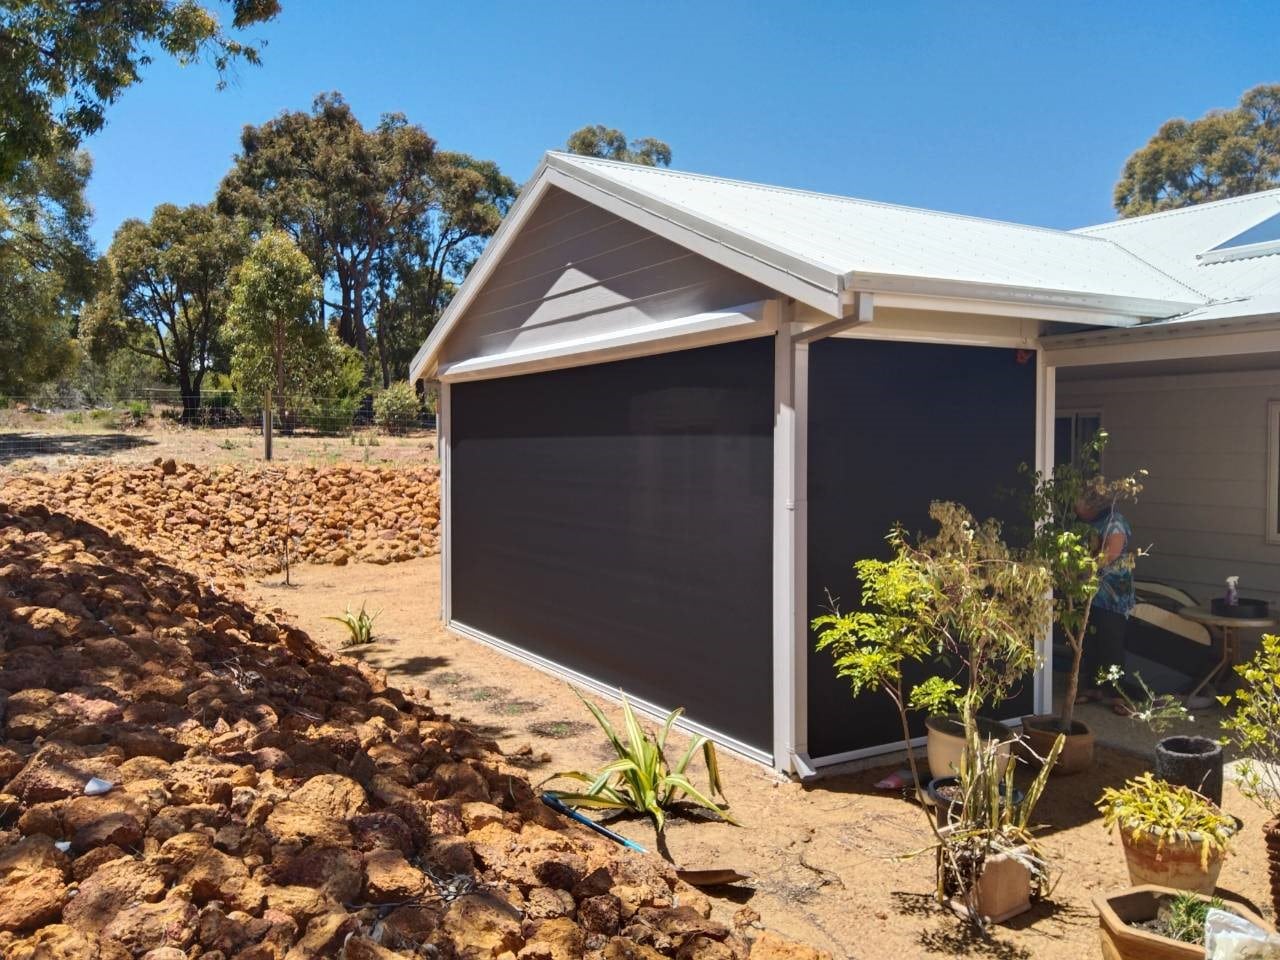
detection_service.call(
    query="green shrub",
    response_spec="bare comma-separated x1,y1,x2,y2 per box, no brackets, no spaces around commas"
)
374,382,420,435
325,603,381,646
543,690,734,832
123,399,151,427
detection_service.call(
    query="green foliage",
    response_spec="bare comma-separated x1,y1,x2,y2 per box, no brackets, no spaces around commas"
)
1021,430,1146,732
565,125,672,167
226,230,360,426
815,501,1052,785
1220,633,1280,817
84,203,249,418
1115,84,1280,217
1098,665,1191,733
0,1,280,183
124,399,151,427
1097,773,1237,868
0,149,95,394
373,381,420,435
325,602,381,647
218,93,515,374
545,691,733,832
1155,891,1227,945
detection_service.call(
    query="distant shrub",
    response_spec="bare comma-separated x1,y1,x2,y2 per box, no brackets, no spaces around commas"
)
374,382,420,436
124,400,151,427
65,411,84,425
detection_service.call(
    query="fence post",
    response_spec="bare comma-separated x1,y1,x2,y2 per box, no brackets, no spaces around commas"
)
262,391,273,461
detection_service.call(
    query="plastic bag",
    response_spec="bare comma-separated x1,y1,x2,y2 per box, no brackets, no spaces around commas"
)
1204,907,1280,959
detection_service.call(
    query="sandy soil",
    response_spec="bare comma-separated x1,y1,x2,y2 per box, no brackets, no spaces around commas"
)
252,558,1275,960
0,412,435,471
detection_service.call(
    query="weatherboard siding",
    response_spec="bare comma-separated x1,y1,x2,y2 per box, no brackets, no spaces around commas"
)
1058,369,1280,610
437,185,769,367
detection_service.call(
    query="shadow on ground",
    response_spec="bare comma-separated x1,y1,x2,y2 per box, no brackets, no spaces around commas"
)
0,431,156,464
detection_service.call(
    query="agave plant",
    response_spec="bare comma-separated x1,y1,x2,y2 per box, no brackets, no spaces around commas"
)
545,690,735,831
325,602,381,646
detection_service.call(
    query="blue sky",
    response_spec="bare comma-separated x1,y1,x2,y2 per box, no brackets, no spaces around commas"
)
84,0,1278,250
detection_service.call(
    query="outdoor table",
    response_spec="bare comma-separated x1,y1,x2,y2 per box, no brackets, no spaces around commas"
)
1177,605,1278,698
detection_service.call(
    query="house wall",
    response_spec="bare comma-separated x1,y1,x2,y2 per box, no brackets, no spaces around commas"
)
438,185,770,369
1057,368,1280,609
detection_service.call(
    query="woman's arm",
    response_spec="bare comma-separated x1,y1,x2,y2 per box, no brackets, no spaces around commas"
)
1101,531,1126,566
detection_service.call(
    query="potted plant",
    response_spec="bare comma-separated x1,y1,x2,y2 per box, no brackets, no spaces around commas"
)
1099,665,1221,804
1097,773,1240,893
1219,632,1280,917
933,724,1063,925
815,501,1052,795
1021,431,1146,775
1094,885,1275,960
816,501,1058,928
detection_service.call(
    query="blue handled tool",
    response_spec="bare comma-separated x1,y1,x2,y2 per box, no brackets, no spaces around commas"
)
540,792,648,852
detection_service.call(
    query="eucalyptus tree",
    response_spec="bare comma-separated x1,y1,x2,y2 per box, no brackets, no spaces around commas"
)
0,148,96,394
0,0,280,183
566,125,672,167
83,203,249,420
217,93,436,353
1115,84,1280,217
369,151,516,384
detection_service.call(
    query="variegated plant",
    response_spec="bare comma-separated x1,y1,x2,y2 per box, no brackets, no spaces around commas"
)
544,690,735,831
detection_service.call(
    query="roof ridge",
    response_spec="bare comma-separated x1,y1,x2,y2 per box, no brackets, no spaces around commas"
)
1075,188,1280,234
548,151,1121,245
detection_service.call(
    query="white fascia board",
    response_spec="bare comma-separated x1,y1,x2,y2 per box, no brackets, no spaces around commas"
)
1041,314,1280,368
436,301,775,383
846,271,1200,322
409,164,557,383
545,161,845,317
870,291,1137,327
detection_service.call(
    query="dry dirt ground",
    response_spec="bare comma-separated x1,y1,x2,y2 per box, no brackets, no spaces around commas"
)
0,413,435,471
253,559,1276,960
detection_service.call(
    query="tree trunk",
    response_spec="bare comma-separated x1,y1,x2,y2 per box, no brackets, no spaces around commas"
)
1060,636,1083,733
178,374,200,425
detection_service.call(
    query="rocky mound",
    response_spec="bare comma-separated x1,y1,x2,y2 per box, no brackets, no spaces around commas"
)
3,460,440,585
0,503,823,959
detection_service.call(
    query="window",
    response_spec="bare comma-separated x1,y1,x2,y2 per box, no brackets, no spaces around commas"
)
1267,401,1280,544
1055,410,1103,469
1199,210,1280,265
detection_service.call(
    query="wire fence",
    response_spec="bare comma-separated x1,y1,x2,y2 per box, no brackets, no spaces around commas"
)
0,391,438,466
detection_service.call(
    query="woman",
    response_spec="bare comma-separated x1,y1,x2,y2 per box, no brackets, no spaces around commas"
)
1074,487,1135,704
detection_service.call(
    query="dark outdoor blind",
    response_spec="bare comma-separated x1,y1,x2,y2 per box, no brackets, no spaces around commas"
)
806,338,1038,759
450,337,775,752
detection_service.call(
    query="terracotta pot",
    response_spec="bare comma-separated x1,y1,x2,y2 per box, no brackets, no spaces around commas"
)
936,827,1033,924
1094,884,1275,960
1020,714,1093,775
1116,815,1241,894
1266,817,1280,920
925,714,1013,780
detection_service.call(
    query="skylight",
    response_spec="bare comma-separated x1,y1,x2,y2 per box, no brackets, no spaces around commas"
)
1199,210,1280,264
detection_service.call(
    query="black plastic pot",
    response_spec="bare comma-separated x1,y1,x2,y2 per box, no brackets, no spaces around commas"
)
1155,735,1223,805
926,776,1025,829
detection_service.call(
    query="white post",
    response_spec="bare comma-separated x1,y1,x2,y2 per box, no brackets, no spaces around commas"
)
773,303,809,774
1034,350,1056,716
438,380,452,626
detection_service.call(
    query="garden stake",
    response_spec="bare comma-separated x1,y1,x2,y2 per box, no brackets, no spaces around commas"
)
541,793,647,851
540,793,750,887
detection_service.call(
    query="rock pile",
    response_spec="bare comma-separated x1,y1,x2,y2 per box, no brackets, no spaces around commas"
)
3,460,440,585
0,503,825,959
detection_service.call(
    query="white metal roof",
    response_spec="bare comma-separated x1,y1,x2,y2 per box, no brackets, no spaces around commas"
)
549,152,1205,311
411,152,1221,382
1075,188,1280,325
